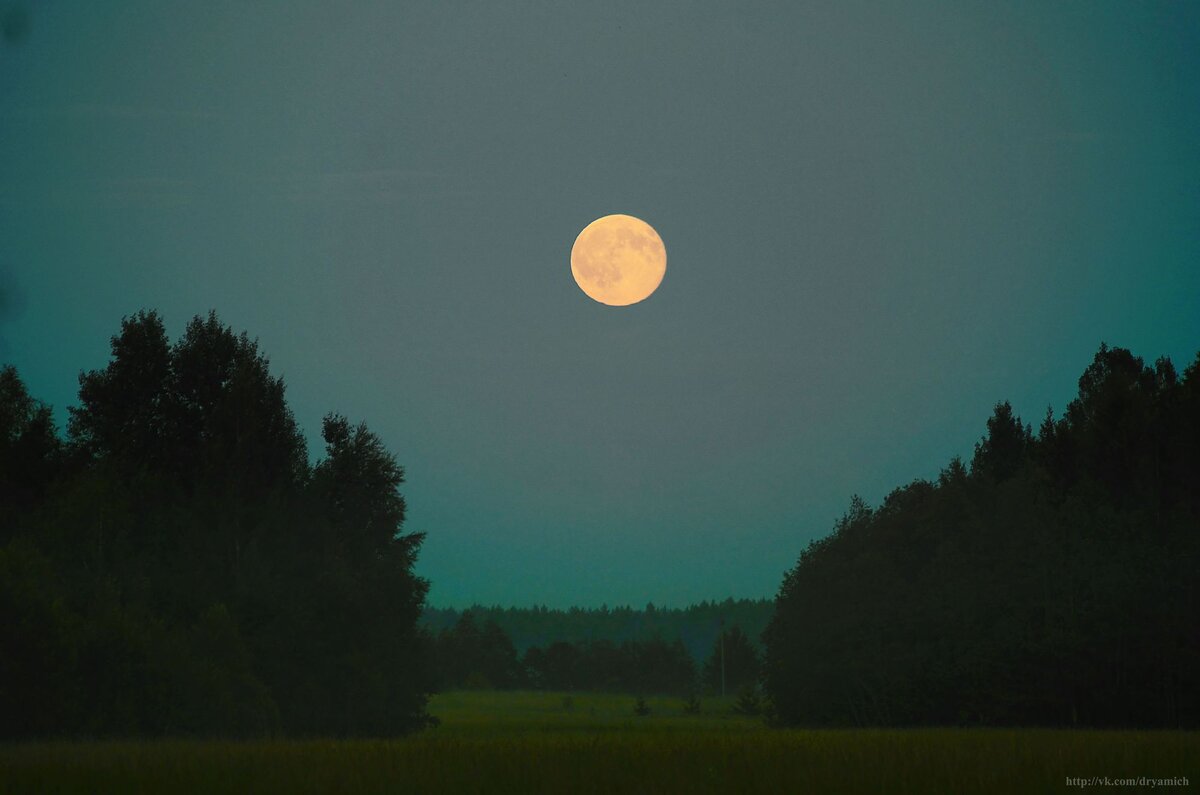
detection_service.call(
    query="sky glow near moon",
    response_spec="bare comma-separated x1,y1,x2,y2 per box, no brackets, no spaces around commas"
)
570,214,667,306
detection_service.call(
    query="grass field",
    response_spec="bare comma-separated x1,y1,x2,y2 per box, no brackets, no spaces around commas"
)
2,690,1197,794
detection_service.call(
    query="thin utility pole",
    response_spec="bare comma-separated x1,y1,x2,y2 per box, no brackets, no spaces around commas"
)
720,617,726,699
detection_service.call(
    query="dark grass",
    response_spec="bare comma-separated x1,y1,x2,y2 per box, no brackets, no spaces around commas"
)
2,691,1196,794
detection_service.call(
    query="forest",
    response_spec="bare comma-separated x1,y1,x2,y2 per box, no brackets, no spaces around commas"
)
421,599,772,662
1,310,1197,738
0,311,432,738
765,344,1200,728
424,610,762,697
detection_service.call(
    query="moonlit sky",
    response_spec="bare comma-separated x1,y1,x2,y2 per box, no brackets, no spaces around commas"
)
2,2,1197,607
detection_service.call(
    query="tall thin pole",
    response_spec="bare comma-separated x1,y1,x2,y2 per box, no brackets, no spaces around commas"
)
720,617,726,699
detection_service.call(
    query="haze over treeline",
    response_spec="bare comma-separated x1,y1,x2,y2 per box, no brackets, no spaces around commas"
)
421,599,772,661
1,310,1197,737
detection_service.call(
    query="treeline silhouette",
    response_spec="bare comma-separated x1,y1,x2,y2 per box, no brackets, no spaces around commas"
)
428,610,761,696
764,344,1200,728
422,598,772,664
0,311,431,738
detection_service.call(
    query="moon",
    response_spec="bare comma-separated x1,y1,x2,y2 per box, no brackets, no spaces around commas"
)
570,214,667,306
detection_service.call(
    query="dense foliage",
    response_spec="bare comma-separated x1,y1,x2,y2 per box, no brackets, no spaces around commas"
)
429,612,524,690
422,598,772,664
428,610,702,696
0,311,432,738
764,344,1200,728
523,638,696,696
701,626,761,697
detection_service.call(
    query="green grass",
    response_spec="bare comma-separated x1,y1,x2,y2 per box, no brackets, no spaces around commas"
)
2,691,1197,794
427,689,755,734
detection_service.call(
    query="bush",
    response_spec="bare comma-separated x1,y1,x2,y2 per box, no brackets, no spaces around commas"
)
732,684,762,716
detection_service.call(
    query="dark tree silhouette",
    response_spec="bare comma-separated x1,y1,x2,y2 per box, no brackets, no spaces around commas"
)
68,310,174,468
521,637,696,695
0,311,433,738
431,611,523,690
764,344,1200,729
0,366,60,540
524,641,583,691
970,401,1032,483
702,625,760,696
422,598,773,665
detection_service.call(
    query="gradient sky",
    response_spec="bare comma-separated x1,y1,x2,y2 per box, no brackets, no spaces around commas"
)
1,2,1197,608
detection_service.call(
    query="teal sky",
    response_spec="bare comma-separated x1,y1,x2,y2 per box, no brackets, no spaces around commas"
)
1,2,1197,608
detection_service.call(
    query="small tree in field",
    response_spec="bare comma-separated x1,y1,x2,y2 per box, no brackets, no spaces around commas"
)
634,696,651,717
732,684,762,716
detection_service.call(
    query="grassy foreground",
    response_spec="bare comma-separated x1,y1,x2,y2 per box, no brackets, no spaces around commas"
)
2,690,1197,794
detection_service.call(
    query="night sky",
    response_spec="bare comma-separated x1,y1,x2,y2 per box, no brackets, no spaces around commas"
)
2,2,1197,608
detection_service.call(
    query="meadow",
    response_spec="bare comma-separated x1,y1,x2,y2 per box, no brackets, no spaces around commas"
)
2,690,1196,794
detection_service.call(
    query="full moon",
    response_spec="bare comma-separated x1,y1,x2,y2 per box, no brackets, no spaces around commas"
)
570,214,667,306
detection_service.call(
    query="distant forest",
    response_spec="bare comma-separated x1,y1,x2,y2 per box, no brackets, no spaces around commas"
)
421,599,773,663
423,611,762,698
2,309,1197,737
